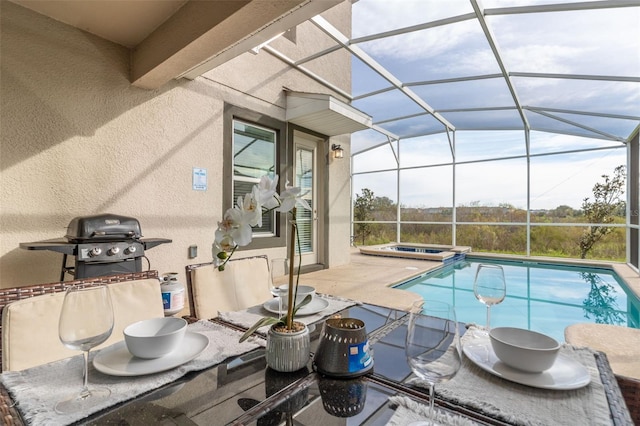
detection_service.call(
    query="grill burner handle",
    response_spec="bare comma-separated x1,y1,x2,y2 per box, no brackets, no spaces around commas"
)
91,231,137,238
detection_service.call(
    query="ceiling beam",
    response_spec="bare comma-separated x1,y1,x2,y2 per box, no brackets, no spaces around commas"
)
131,0,339,89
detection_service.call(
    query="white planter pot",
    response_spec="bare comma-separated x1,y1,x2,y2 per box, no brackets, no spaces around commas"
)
265,323,310,372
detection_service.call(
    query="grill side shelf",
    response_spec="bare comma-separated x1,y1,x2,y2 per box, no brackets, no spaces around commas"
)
19,240,76,255
142,238,172,249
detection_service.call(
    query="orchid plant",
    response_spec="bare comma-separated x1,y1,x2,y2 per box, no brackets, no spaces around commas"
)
213,174,313,338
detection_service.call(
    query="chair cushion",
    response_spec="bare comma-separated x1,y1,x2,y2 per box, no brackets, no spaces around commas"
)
191,257,271,320
565,323,640,380
2,278,164,371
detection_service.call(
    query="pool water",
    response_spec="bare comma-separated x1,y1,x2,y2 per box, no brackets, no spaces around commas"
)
394,257,640,342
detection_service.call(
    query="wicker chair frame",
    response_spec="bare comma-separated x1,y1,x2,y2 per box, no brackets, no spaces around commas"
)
616,374,640,424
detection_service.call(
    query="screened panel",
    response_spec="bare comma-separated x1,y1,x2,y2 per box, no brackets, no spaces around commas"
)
400,134,453,168
352,223,397,246
456,158,528,221
353,89,424,123
401,224,452,245
353,171,398,221
442,109,524,131
382,115,446,139
456,224,526,254
529,131,625,155
352,57,392,97
529,149,626,214
455,131,526,162
530,226,625,261
355,19,494,82
488,7,640,77
533,111,639,142
352,0,473,39
400,166,453,222
351,129,391,155
410,78,514,111
353,143,398,173
514,78,640,117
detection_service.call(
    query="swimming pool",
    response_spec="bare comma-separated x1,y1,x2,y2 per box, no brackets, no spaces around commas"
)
394,257,640,342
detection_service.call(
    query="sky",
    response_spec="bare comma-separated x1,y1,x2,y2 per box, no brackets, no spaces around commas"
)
346,0,639,210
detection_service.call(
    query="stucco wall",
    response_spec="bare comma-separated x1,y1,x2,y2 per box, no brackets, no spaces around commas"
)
0,1,353,292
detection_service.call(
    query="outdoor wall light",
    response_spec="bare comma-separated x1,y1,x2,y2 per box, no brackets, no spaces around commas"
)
331,144,344,159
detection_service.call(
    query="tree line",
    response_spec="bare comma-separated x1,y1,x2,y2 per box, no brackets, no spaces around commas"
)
353,166,626,261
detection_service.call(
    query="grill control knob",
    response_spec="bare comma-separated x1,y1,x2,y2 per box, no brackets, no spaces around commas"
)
108,247,120,256
125,246,137,254
89,247,102,257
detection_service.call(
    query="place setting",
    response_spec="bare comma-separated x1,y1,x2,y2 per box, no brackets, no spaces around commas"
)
462,264,591,390
263,285,330,316
0,285,266,426
218,273,359,333
93,317,209,377
461,327,591,390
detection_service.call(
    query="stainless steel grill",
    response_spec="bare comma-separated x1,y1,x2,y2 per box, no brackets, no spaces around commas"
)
20,213,171,280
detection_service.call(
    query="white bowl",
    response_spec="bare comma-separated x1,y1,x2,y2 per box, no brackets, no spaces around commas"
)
280,285,315,306
124,317,187,359
489,327,560,373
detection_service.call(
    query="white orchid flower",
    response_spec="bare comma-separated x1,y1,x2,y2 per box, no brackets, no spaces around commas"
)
255,175,280,210
213,232,236,253
277,185,311,212
234,192,260,228
224,204,253,246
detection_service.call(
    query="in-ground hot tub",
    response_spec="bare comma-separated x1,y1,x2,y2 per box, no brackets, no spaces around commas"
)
358,243,470,263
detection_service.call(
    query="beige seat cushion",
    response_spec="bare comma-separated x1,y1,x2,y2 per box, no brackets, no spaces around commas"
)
2,278,164,372
565,323,640,380
190,256,271,320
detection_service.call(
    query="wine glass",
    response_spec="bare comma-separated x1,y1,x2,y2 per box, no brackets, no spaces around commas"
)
473,264,506,333
269,258,290,317
405,300,462,425
55,285,114,414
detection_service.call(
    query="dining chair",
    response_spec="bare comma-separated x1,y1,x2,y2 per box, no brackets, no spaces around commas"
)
185,255,272,320
0,270,164,372
565,323,640,423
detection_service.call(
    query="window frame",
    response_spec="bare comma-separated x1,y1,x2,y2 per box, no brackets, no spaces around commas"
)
223,103,288,251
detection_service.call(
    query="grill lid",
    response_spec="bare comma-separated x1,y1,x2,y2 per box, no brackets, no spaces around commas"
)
65,213,142,242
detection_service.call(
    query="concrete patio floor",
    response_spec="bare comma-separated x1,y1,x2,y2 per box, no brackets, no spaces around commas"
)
299,247,442,311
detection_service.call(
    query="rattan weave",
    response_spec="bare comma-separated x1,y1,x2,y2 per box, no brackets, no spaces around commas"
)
616,374,640,425
0,270,158,426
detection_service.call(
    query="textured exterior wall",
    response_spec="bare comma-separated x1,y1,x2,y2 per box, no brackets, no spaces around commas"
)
0,1,353,290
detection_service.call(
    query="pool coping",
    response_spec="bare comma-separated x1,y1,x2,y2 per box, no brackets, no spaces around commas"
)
358,243,471,262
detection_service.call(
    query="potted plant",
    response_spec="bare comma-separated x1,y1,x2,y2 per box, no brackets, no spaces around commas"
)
213,174,313,372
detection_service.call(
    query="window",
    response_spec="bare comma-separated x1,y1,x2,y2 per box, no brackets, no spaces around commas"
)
232,120,276,235
223,104,287,250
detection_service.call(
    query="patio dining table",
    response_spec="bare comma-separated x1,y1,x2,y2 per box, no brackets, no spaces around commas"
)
0,298,633,426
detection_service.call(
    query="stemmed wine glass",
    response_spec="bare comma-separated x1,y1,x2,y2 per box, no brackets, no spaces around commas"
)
55,285,114,414
405,300,462,425
269,258,289,317
473,264,506,333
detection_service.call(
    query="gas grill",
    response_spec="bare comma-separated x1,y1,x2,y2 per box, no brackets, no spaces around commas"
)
20,213,171,280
